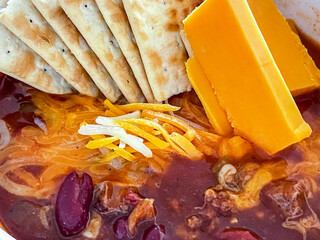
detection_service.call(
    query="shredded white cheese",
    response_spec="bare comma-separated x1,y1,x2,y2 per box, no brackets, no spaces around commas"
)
78,123,152,158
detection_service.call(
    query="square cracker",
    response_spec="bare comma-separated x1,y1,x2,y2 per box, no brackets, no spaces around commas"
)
0,0,99,97
122,0,203,101
0,23,73,94
31,0,121,102
60,0,145,103
96,0,154,103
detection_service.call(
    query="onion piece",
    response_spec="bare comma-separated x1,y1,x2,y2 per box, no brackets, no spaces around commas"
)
78,124,152,158
0,120,10,150
218,164,238,191
34,117,47,132
40,206,51,230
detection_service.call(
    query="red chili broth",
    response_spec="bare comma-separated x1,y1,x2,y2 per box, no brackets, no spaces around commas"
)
1,76,320,239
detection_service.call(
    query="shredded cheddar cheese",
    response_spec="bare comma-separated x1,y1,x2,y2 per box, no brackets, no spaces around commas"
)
104,99,127,115
79,101,220,163
142,110,191,132
104,110,118,117
142,110,198,141
114,121,169,149
106,143,136,162
101,152,120,163
170,132,203,159
115,103,180,113
123,118,187,156
86,137,121,149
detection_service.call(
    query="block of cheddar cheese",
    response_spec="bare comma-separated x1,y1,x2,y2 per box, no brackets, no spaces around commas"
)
186,56,233,136
184,0,312,154
248,0,320,97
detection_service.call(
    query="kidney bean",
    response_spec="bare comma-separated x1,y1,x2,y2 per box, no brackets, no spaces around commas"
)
143,225,165,240
55,171,93,237
113,216,129,239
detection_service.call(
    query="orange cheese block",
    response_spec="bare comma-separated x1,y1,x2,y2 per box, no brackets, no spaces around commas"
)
248,0,320,97
184,0,312,154
186,57,233,136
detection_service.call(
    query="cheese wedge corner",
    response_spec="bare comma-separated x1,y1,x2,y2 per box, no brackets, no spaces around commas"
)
186,56,233,136
248,0,320,97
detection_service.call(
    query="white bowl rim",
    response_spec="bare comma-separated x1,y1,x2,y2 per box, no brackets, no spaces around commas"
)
0,228,15,240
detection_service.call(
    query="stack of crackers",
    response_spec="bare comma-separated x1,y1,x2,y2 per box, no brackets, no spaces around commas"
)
0,0,202,102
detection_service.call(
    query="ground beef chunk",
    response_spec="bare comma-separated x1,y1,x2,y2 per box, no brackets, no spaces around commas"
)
94,182,140,214
260,180,305,219
205,188,235,213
